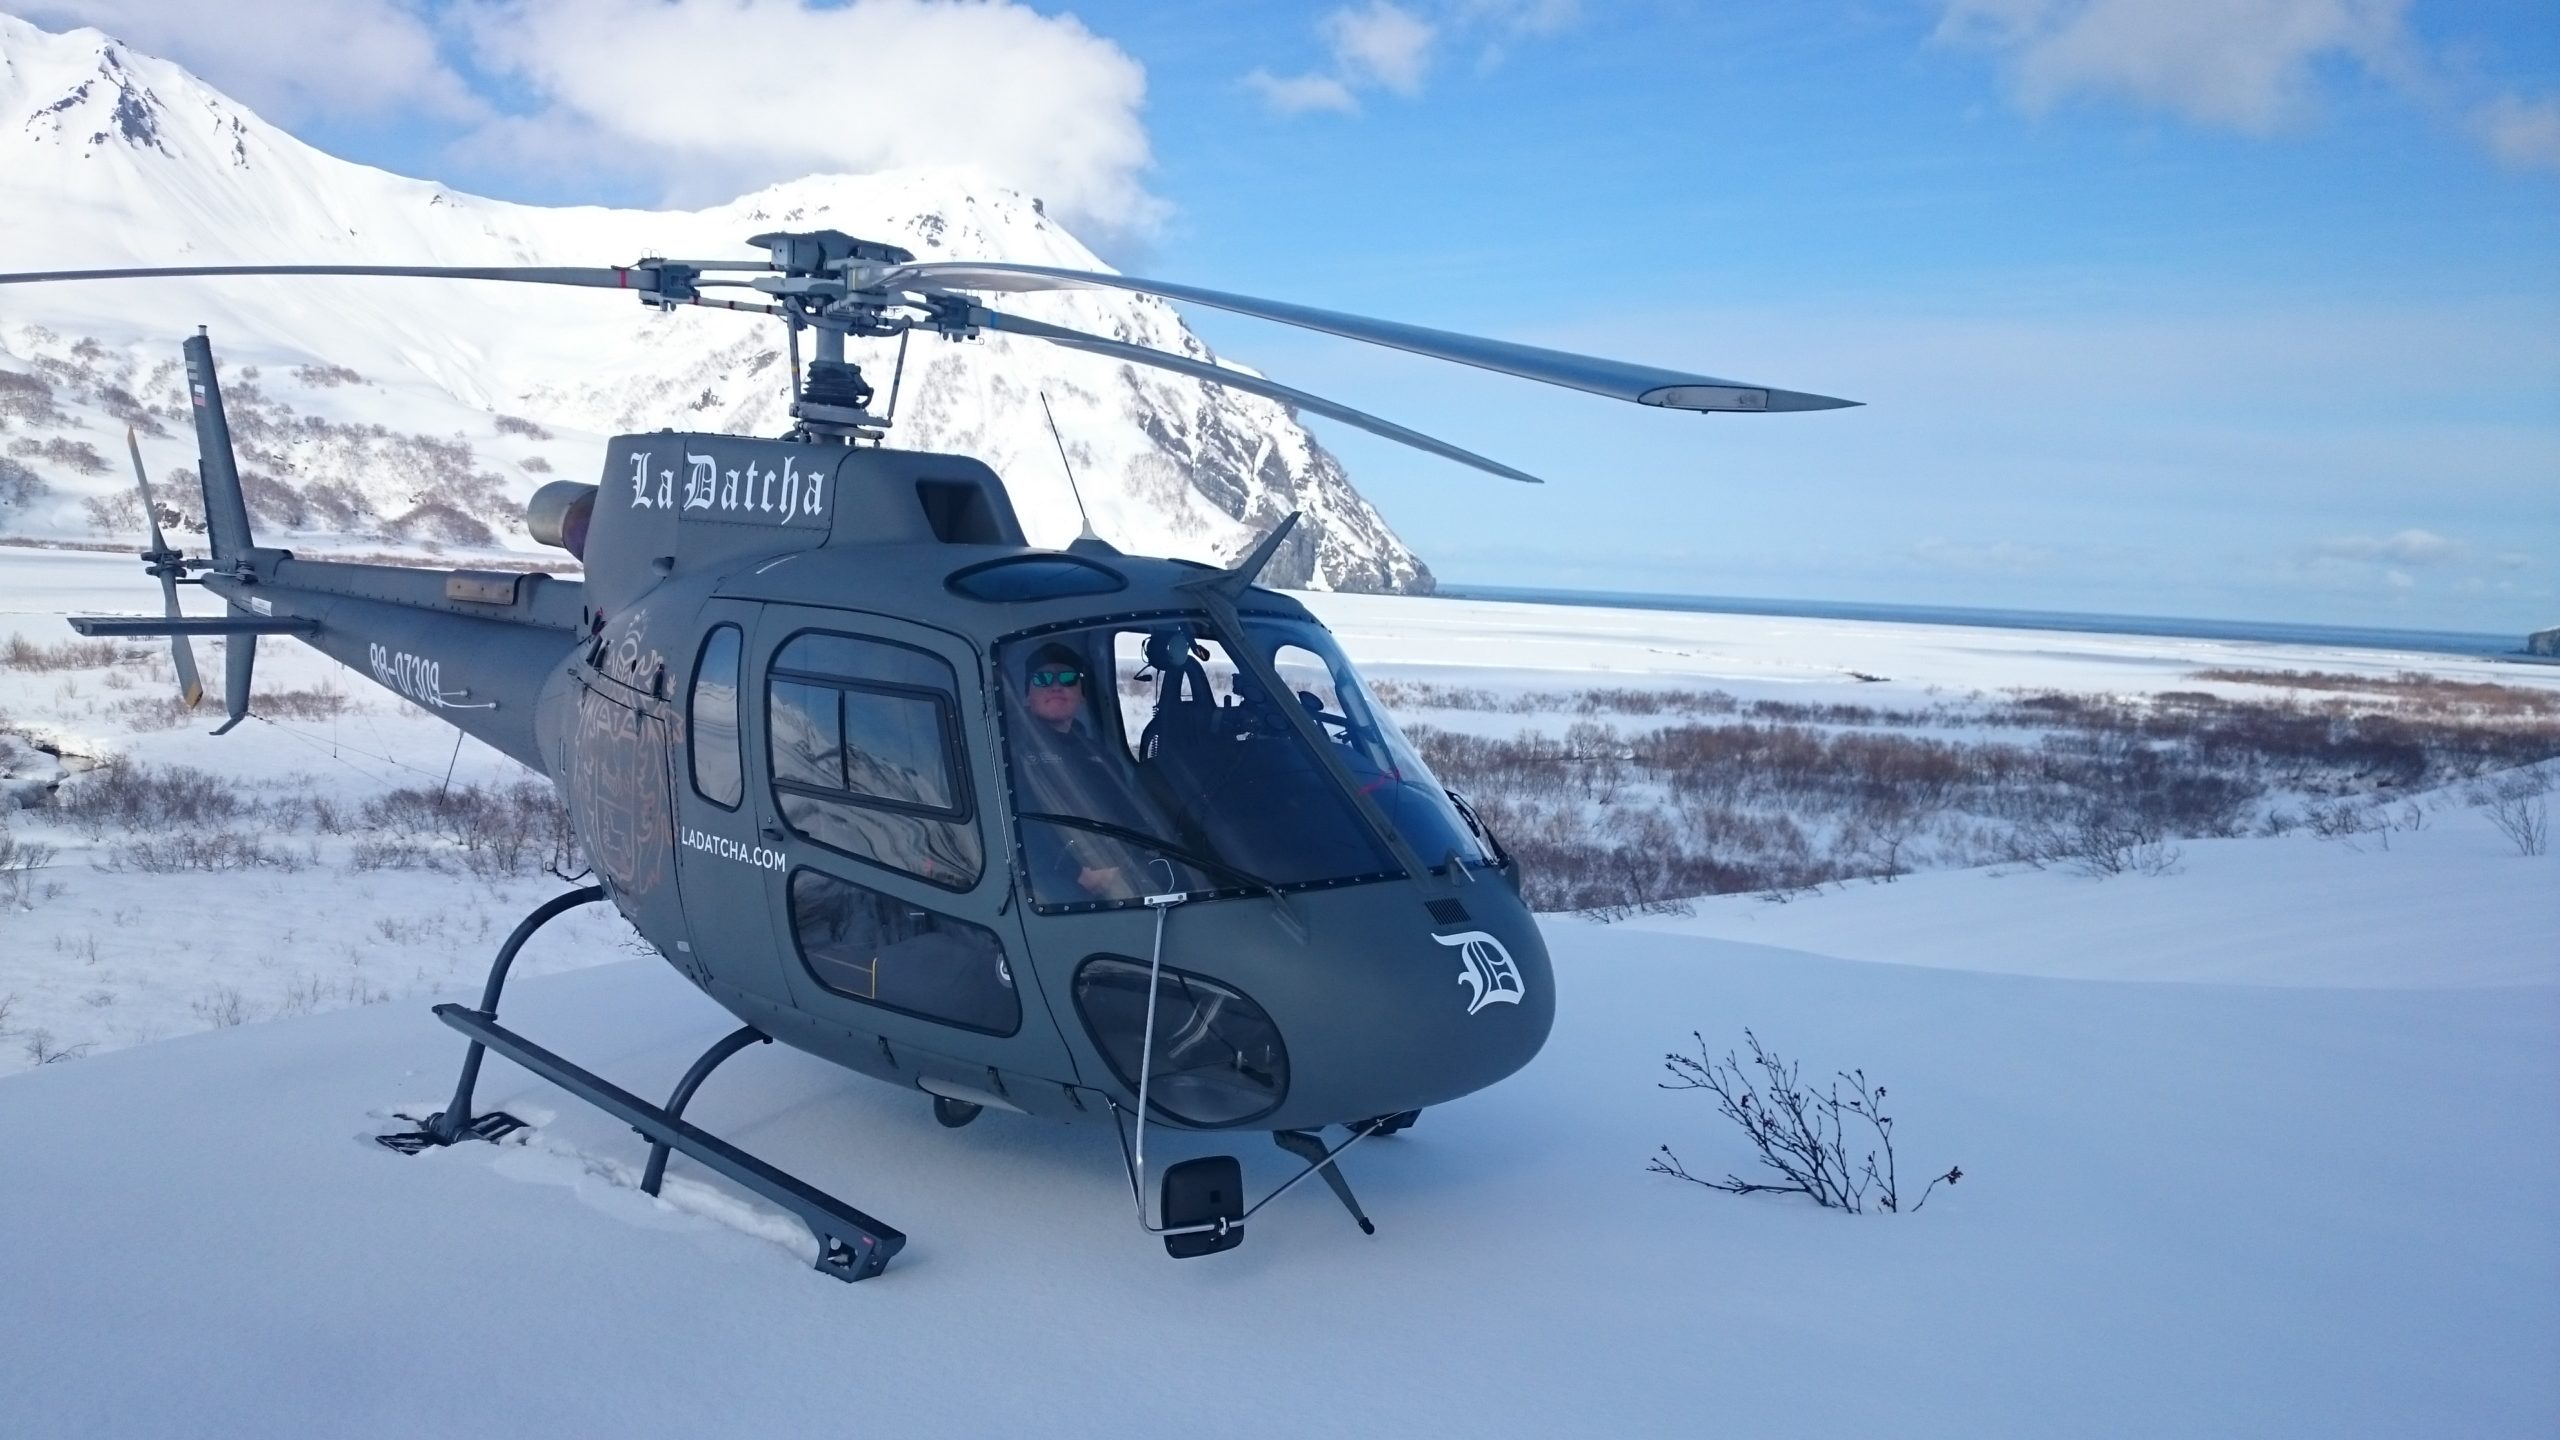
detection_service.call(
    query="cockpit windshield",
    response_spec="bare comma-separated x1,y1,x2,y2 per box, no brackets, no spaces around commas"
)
1241,615,1490,873
997,614,1491,912
998,619,1399,910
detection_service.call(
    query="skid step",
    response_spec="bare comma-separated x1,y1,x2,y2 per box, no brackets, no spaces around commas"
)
431,1004,905,1283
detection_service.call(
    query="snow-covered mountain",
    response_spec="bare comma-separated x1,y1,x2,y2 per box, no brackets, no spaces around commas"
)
0,13,1432,591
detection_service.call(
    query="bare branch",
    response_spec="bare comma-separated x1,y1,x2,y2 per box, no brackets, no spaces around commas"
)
1652,1029,1960,1215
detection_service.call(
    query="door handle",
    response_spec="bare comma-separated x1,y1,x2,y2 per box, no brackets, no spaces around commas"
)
759,821,787,842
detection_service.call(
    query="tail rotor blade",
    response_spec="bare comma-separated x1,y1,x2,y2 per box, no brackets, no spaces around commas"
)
126,427,201,709
160,569,202,710
128,425,172,555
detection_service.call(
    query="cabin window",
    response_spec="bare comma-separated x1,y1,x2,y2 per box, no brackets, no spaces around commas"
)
688,624,744,808
1072,956,1287,1125
767,630,982,890
789,869,1019,1035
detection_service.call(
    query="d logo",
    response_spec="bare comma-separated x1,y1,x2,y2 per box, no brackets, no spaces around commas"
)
1433,930,1526,1016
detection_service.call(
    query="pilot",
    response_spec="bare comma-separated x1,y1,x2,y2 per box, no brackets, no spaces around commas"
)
1014,642,1143,902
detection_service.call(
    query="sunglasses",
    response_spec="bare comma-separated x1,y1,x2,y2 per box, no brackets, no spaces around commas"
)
1029,668,1085,688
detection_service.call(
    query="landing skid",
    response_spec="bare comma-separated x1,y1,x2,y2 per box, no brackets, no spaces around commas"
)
375,887,906,1283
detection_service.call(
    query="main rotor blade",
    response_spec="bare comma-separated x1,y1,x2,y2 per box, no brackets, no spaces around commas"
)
974,305,1544,485
0,263,684,293
126,426,201,709
882,262,1858,413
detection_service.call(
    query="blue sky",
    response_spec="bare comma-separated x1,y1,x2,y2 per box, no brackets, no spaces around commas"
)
27,0,2558,631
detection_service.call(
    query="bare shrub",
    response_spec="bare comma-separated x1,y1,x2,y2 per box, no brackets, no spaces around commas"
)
6,436,108,475
191,986,251,1029
1650,1028,1960,1214
103,831,305,873
349,838,448,873
386,501,497,547
2,635,139,672
2195,668,2560,719
0,369,70,427
520,455,553,474
257,685,350,721
357,781,578,878
0,456,53,509
271,971,392,1017
291,363,365,388
2478,772,2551,857
0,821,57,907
2303,799,2375,839
101,694,204,732
95,382,169,437
82,488,140,533
2012,807,2183,877
493,413,553,440
22,1029,91,1065
52,762,246,837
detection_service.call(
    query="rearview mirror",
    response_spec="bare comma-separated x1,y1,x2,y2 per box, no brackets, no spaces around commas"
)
1160,1155,1245,1258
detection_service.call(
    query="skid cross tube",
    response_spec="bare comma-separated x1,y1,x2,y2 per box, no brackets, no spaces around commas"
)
433,1005,905,1283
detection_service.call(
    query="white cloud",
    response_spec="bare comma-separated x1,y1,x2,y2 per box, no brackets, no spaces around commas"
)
1454,0,1580,36
457,0,1162,241
1933,0,2412,133
1323,2,1436,96
21,0,481,123
1250,0,1575,116
1244,69,1360,116
2315,529,2465,565
2478,94,2560,173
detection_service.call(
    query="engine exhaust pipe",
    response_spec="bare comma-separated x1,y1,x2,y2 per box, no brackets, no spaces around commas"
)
526,480,596,559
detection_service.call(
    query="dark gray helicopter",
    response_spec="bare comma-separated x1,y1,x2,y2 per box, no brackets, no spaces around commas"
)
2,233,1852,1280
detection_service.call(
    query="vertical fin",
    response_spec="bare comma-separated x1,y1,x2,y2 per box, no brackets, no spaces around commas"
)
210,633,255,736
182,329,254,565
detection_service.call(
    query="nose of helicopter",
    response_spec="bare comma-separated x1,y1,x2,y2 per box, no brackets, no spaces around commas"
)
1193,879,1556,1134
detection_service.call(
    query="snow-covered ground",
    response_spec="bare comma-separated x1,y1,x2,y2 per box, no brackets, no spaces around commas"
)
3,545,2556,1436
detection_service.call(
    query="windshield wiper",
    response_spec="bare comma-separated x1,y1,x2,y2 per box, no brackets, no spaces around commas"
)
1016,811,1290,903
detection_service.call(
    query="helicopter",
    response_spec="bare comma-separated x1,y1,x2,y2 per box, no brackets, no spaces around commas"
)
1,232,1853,1280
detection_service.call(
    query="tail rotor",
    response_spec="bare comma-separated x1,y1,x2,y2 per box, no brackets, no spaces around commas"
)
125,426,202,709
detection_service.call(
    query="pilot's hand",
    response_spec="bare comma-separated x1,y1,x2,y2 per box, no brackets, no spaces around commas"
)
1078,864,1132,898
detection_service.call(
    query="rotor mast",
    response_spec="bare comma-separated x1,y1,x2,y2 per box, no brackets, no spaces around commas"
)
744,230,929,446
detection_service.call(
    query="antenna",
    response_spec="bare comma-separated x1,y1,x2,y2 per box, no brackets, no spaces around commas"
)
1039,391,1099,542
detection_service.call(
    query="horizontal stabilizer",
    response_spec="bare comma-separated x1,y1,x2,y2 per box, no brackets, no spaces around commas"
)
67,616,318,638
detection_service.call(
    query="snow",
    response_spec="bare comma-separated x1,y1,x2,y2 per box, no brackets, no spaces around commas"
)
4,546,2557,1435
2,871,2552,1436
1297,588,2545,700
0,549,633,1068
